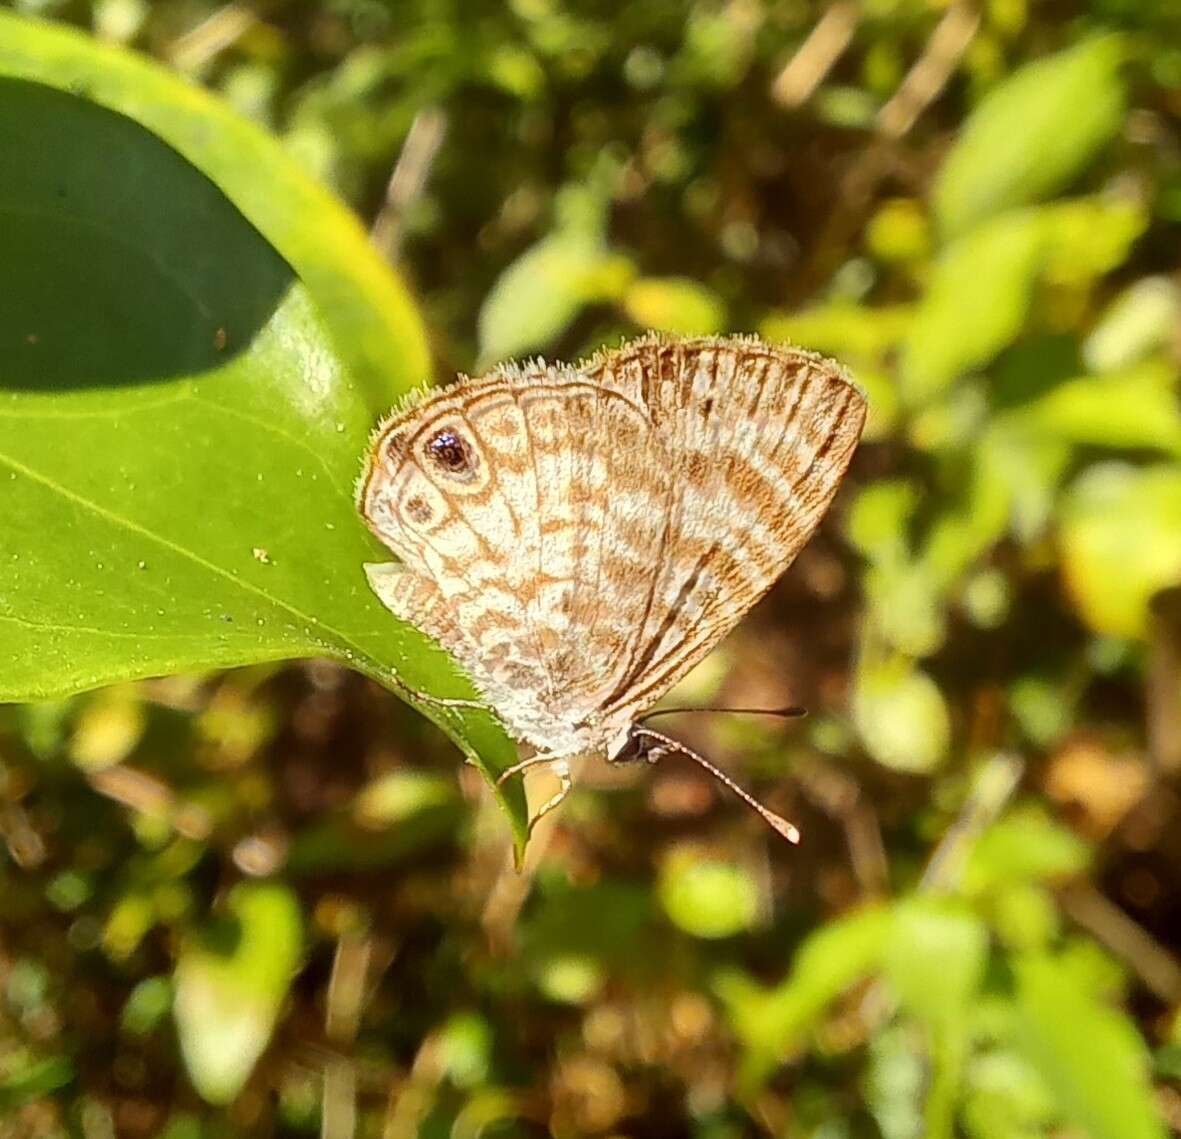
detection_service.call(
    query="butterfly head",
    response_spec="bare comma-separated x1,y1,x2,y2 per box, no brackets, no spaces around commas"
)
607,724,668,766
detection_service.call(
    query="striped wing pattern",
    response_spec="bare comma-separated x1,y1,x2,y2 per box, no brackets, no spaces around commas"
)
584,337,866,728
358,334,865,760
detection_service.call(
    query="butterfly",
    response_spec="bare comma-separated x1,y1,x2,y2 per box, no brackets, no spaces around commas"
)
358,334,866,837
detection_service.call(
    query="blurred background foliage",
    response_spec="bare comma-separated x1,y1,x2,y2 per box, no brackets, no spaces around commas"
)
2,0,1181,1135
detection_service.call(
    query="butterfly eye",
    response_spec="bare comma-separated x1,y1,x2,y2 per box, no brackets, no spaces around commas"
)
426,428,477,477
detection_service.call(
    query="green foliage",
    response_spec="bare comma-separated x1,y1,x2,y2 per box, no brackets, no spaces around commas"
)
658,847,759,939
1060,463,1181,636
933,36,1126,238
1,0,1179,1134
1014,955,1167,1139
900,211,1045,407
173,883,302,1104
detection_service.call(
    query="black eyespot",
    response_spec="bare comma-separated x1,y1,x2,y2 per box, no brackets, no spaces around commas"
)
427,428,476,476
404,495,432,524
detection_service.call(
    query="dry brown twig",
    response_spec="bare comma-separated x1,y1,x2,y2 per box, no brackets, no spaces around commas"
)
166,3,257,71
1059,883,1181,1003
877,4,982,139
771,2,862,109
372,108,449,264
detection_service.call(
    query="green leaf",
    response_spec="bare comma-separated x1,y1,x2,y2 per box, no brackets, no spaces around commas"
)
845,480,920,565
884,901,988,1030
919,433,1013,589
864,1025,926,1139
884,901,989,1139
476,231,629,366
0,1055,74,1113
173,883,303,1105
0,67,526,850
0,12,429,399
963,806,1090,898
864,561,946,657
658,848,759,939
853,654,951,773
1038,196,1146,285
1013,953,1167,1139
1059,463,1181,638
716,904,892,1089
933,37,1126,238
1084,277,1181,373
760,303,910,438
899,212,1043,406
961,1047,1057,1139
1013,359,1181,456
622,276,726,336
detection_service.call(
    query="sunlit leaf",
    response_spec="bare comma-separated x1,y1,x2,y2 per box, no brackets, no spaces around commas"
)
853,654,950,772
760,303,913,360
866,198,931,264
919,433,1013,588
760,303,910,438
885,901,989,1139
885,901,988,1029
717,904,892,1088
622,276,725,335
899,212,1043,406
1013,953,1166,1139
352,770,458,829
477,231,629,365
1084,277,1181,373
934,37,1125,238
1059,463,1181,638
659,848,759,940
173,883,303,1105
845,480,920,564
1038,196,1146,286
963,806,1090,897
961,1047,1057,1139
864,1025,926,1139
864,561,946,657
1012,359,1181,456
0,1055,74,1114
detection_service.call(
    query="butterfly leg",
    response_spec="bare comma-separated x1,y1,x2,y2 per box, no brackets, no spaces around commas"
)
396,683,488,712
495,751,560,785
494,754,573,833
526,758,572,836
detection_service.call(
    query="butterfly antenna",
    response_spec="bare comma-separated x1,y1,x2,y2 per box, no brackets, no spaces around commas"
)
637,705,807,725
632,727,801,844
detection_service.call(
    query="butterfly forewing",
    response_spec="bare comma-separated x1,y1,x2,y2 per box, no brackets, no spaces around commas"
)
359,334,865,761
584,337,866,725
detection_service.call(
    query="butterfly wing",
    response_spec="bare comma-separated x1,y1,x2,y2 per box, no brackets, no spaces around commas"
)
579,335,867,725
358,366,675,758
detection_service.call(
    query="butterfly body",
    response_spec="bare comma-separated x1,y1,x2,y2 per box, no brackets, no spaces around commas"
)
358,334,866,769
